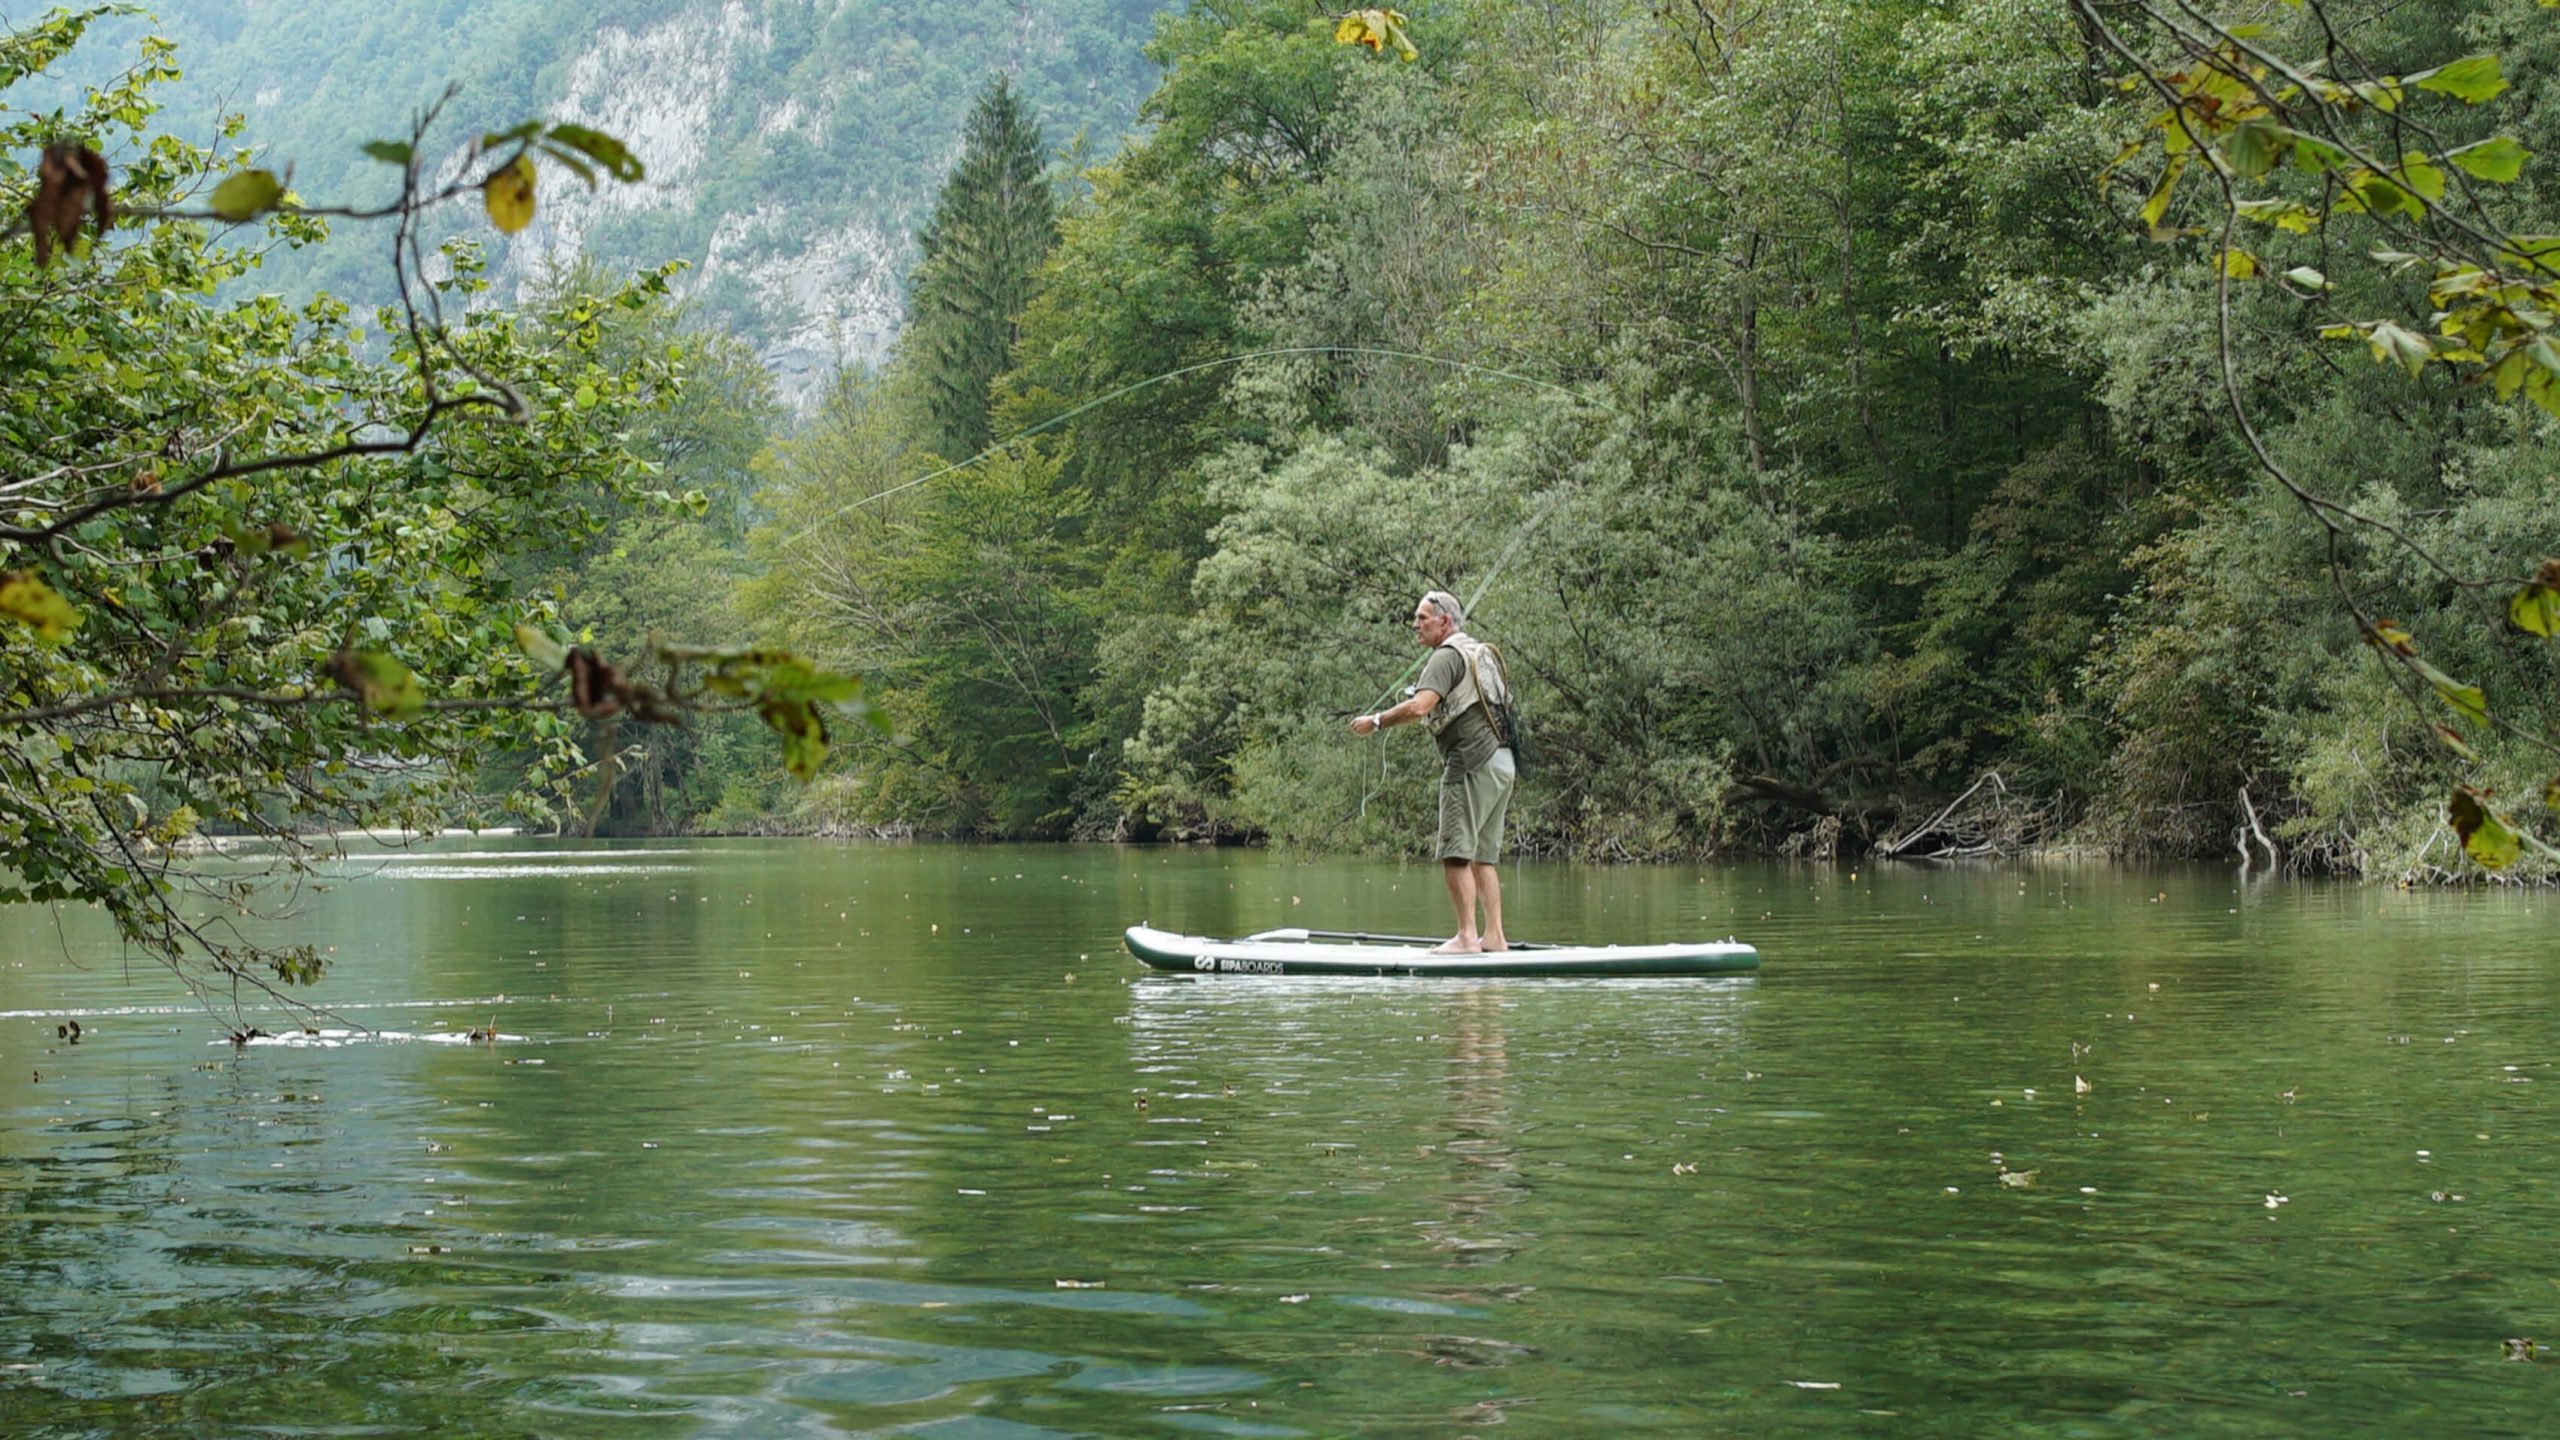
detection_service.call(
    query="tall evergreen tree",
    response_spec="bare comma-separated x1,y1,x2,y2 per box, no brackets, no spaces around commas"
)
906,74,1057,460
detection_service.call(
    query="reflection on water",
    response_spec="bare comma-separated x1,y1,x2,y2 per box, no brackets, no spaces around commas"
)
2,840,2557,1437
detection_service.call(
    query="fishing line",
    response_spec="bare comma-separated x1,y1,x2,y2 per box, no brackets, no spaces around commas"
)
774,345,1604,550
1342,405,1603,826
768,341,1612,833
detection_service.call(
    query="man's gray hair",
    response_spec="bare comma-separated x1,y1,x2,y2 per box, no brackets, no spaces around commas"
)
1419,590,1464,626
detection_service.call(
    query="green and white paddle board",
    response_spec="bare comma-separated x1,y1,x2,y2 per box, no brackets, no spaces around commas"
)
1124,925,1759,977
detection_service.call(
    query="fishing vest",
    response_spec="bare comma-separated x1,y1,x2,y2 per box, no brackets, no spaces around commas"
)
1424,631,1513,739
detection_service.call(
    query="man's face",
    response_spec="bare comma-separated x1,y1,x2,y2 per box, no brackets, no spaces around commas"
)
1412,601,1454,647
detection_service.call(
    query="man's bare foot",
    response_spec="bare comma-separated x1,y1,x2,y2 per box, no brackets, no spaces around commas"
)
1427,936,1482,955
1481,937,1510,953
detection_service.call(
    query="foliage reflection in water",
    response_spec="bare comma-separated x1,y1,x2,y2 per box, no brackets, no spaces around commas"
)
1,839,2555,1437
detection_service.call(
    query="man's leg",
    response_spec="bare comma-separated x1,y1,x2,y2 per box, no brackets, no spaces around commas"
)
1468,751,1515,952
1473,862,1506,952
1434,858,1481,953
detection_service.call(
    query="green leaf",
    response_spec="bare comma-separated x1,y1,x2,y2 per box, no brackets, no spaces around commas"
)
2284,129,2350,173
0,569,81,644
2283,265,2329,289
2511,582,2560,637
2445,136,2529,183
2411,54,2507,105
543,123,643,182
761,698,828,780
759,660,864,705
360,140,414,166
2522,336,2560,415
2398,154,2447,202
535,143,598,189
332,650,426,720
2405,654,2487,723
209,169,283,221
2448,786,2522,870
2365,320,2434,376
2430,723,2480,762
513,623,568,669
2342,171,2422,219
2222,120,2286,178
2235,197,2318,233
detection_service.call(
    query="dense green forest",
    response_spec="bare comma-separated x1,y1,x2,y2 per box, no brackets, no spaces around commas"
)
745,0,2560,880
10,0,2560,990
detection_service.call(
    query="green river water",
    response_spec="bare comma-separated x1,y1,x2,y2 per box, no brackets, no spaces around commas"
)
2,838,2555,1437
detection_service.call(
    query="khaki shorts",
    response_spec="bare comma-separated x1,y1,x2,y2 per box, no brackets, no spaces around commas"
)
1436,749,1516,863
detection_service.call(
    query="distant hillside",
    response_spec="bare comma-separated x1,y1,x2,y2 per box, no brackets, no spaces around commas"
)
59,0,1171,402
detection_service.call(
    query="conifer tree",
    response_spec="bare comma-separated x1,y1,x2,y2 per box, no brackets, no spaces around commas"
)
906,75,1057,460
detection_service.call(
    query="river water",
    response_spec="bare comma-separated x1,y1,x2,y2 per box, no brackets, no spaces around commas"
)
1,838,2554,1437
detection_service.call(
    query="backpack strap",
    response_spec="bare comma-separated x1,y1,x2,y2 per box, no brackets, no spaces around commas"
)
1468,643,1513,749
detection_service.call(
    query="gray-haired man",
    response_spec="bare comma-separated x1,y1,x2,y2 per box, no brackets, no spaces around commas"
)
1350,590,1519,953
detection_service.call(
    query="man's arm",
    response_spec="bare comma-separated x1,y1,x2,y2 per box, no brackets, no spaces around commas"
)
1352,688,1439,735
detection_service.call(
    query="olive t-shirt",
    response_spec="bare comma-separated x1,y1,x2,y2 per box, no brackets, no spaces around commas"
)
1418,644,1503,777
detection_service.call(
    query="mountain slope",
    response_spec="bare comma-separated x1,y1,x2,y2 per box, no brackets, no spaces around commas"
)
66,0,1171,400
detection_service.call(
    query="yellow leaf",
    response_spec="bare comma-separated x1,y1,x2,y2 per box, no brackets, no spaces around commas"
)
2141,154,2189,228
2449,786,2523,870
1332,8,1413,58
0,569,80,644
2511,581,2560,638
484,156,537,234
2217,248,2258,280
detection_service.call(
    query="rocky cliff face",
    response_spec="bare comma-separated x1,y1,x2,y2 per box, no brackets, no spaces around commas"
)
507,1,910,408
91,0,1170,411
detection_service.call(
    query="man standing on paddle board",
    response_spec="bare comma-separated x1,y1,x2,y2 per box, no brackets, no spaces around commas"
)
1350,591,1519,954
